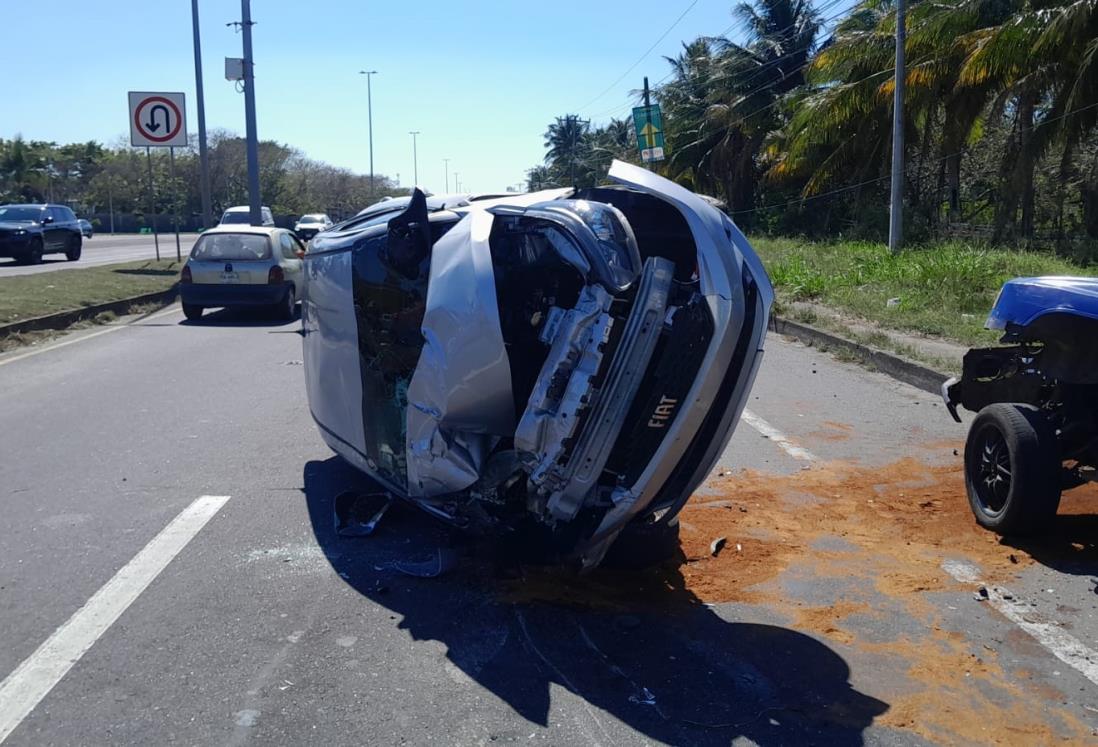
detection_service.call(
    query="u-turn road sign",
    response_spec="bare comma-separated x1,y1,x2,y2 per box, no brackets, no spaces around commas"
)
128,92,188,148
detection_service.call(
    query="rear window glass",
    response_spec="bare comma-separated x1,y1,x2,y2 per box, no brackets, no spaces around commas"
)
220,211,252,224
191,233,271,261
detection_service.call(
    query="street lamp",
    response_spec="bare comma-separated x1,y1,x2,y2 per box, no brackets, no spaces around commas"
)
443,157,450,192
409,131,420,187
358,70,377,197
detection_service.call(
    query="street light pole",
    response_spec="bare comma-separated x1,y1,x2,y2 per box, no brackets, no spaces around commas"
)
358,70,377,197
240,0,262,226
888,0,906,253
443,157,450,192
409,131,420,187
191,0,213,229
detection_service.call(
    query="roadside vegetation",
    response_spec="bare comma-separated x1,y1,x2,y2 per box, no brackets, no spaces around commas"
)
754,238,1097,345
530,0,1098,256
0,260,182,327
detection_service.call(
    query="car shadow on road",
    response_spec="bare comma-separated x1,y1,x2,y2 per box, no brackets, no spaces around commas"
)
303,456,890,745
179,307,299,327
1001,513,1098,577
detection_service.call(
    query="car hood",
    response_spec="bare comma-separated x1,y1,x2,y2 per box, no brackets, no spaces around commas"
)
0,221,38,231
986,276,1098,329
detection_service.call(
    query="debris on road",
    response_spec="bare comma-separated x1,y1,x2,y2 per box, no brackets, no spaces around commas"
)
374,547,458,578
709,537,727,557
333,491,391,537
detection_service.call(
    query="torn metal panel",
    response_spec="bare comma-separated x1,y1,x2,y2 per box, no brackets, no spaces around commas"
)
514,283,614,499
406,210,515,498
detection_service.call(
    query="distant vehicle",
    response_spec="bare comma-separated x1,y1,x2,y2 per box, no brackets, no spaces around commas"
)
293,213,332,241
219,205,275,227
944,277,1098,534
0,204,83,264
179,226,305,321
78,219,93,239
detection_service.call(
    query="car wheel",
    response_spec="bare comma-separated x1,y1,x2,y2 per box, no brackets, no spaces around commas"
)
182,303,204,321
65,235,82,261
22,239,44,265
964,403,1061,535
277,287,296,321
600,516,682,569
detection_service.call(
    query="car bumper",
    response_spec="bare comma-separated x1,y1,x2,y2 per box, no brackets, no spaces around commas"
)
0,235,32,257
295,228,320,241
180,282,290,307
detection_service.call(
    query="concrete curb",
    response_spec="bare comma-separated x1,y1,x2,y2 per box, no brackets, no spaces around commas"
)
0,287,179,338
770,316,949,396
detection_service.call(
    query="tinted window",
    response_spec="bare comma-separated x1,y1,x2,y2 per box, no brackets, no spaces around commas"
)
279,232,296,258
191,233,271,261
0,206,44,221
220,211,251,225
58,207,76,221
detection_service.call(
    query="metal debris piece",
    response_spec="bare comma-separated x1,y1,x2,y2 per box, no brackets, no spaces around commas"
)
974,586,989,601
710,537,727,557
334,491,392,537
374,547,458,578
628,687,657,706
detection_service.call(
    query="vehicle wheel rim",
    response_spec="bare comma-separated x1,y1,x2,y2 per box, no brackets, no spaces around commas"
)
974,426,1011,513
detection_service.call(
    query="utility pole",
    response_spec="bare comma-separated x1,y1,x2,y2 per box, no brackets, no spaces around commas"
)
453,172,459,192
240,0,262,226
443,157,450,192
888,0,906,254
358,70,377,197
409,131,420,187
191,0,213,229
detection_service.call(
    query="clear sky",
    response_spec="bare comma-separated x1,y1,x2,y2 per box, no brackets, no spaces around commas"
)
3,0,851,193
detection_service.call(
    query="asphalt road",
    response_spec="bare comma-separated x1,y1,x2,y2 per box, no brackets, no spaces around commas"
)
0,234,199,276
0,307,1095,745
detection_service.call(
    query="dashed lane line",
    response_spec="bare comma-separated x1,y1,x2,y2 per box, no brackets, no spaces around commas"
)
741,408,819,462
941,559,1098,686
0,495,231,743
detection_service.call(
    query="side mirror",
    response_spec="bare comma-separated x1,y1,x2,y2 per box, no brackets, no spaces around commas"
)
41,215,54,225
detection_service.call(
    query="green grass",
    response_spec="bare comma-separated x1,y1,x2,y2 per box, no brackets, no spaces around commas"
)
0,259,182,327
752,237,1097,346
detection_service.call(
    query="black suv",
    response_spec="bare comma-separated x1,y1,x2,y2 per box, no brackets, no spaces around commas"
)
0,204,83,264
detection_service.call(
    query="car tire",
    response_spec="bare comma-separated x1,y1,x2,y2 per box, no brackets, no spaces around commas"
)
964,403,1061,535
22,239,44,265
600,516,682,569
182,303,204,321
277,287,296,321
65,235,82,261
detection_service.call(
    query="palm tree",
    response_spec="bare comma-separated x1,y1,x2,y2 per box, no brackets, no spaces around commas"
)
543,115,591,186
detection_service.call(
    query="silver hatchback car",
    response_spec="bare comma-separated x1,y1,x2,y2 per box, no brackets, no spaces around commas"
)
179,226,306,321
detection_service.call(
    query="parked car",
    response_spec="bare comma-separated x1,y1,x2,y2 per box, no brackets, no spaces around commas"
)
0,204,82,264
219,205,275,227
293,213,332,241
179,226,305,321
78,219,93,239
943,276,1098,534
302,160,773,569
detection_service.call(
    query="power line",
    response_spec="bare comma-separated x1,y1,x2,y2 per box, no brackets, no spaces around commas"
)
571,0,701,112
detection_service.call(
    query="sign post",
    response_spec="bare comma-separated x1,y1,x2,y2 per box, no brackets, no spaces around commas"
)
129,91,187,260
633,77,666,165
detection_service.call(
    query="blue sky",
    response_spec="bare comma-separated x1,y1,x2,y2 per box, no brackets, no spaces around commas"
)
4,0,852,193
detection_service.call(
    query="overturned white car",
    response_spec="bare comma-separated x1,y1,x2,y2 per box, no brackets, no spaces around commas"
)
302,161,772,568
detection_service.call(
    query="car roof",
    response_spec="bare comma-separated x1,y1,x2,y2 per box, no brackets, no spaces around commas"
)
222,205,271,212
202,225,284,237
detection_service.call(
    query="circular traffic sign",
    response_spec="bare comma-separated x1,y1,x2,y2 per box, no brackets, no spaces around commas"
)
133,95,183,144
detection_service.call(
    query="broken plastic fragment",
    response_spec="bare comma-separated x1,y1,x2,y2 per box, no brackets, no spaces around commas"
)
374,547,458,578
334,491,392,537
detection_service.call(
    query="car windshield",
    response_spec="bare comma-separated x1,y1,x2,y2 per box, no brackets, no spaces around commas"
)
190,233,271,261
0,206,43,222
219,212,252,224
299,216,322,224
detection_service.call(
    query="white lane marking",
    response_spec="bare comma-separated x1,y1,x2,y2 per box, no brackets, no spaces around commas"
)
941,559,1098,686
741,408,818,462
0,305,181,368
0,495,231,743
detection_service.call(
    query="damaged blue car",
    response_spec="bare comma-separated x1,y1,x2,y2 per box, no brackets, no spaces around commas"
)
943,276,1098,534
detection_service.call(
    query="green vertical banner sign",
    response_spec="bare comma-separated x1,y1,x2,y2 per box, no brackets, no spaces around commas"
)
632,104,666,162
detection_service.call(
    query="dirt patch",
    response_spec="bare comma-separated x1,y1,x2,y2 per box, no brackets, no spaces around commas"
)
807,420,854,442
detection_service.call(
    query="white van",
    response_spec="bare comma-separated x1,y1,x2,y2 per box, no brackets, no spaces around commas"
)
219,205,274,227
